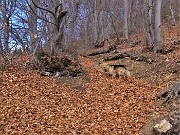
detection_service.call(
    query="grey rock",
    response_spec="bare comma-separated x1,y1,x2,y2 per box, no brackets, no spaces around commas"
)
153,119,172,133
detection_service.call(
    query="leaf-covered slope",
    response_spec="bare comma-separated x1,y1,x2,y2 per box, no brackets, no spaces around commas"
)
0,55,159,135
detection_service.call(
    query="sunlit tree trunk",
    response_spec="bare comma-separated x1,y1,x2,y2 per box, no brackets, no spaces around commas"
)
154,0,163,52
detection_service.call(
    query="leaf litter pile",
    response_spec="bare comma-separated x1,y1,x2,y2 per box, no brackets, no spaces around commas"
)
0,55,160,135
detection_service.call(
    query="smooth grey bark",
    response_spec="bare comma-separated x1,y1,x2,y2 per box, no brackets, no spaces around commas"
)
69,0,78,41
169,1,176,26
29,0,40,68
29,0,38,52
98,0,106,43
124,0,129,40
145,0,154,49
59,0,67,46
1,0,10,53
129,0,135,34
154,0,163,52
28,0,67,56
106,0,120,43
0,37,8,68
84,2,89,45
29,0,67,68
50,4,67,55
92,0,105,48
93,0,98,44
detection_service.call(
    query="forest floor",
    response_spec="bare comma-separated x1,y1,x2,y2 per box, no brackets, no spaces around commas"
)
0,25,179,135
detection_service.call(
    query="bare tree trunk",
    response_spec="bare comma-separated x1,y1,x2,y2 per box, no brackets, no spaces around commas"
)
106,0,120,43
29,0,40,68
124,0,129,41
129,0,134,34
112,18,120,43
50,4,68,55
69,0,78,41
60,0,67,46
29,0,38,52
84,3,89,45
0,39,3,56
145,0,154,49
154,0,163,52
2,1,10,53
98,0,106,43
0,37,8,69
169,1,176,26
92,0,105,48
93,0,98,44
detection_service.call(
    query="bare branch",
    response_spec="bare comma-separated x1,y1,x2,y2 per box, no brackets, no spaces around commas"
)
25,0,57,26
31,0,55,18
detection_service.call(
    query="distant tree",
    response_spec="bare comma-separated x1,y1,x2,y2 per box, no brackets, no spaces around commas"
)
0,36,8,69
124,0,129,41
1,0,16,53
169,0,176,26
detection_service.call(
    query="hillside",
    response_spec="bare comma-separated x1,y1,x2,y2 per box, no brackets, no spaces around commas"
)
0,26,179,135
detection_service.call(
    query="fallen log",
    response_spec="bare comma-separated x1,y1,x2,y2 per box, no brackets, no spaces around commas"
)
86,48,110,56
102,52,130,61
85,43,116,56
129,55,154,64
102,51,154,64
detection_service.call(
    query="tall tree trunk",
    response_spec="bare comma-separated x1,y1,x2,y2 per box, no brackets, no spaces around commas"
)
145,0,154,49
69,0,78,41
2,0,10,53
60,0,67,46
93,0,98,44
84,3,89,45
29,0,40,68
29,0,38,52
112,18,120,43
0,36,8,68
154,0,163,52
106,0,120,43
124,0,129,41
50,3,68,55
99,0,105,42
169,1,176,26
